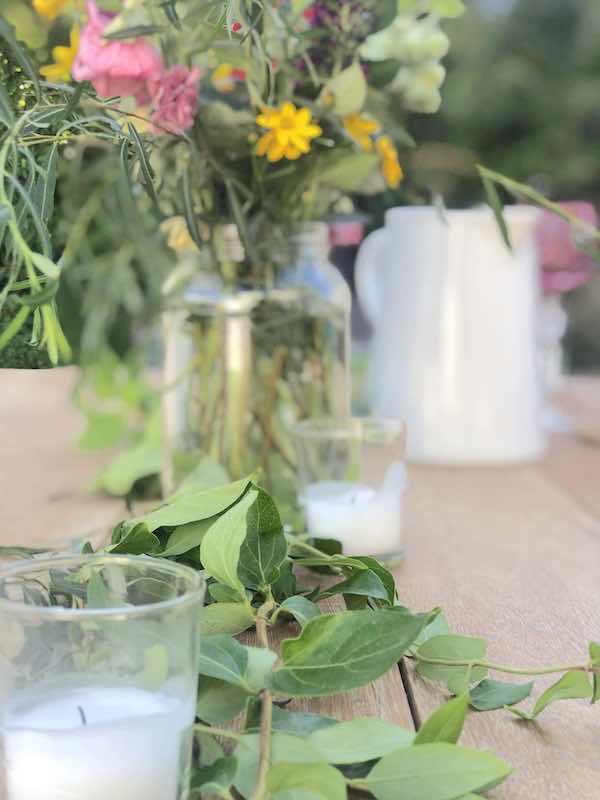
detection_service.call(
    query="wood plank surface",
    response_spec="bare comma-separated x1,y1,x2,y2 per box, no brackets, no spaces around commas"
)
2,367,599,800
398,461,600,799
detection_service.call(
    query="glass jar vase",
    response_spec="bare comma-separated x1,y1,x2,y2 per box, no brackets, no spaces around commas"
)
162,223,351,526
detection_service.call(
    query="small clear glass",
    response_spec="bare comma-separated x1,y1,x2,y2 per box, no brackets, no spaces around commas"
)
0,555,205,800
293,418,407,563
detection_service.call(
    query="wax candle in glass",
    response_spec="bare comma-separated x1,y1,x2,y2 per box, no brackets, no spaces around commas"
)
0,554,205,800
294,418,407,562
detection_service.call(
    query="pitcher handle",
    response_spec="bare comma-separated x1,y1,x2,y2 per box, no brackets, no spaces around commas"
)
355,228,389,325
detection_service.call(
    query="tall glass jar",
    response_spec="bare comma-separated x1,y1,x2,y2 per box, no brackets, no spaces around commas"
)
162,223,351,526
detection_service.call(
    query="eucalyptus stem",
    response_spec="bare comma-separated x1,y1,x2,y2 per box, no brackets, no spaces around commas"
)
251,600,276,800
410,653,597,677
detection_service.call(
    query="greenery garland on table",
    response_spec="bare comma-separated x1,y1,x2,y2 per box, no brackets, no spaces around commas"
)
5,477,599,799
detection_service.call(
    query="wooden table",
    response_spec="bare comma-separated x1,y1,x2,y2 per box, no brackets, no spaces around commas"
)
1,368,599,799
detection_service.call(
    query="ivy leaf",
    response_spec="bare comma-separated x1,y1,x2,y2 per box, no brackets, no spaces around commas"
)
208,583,247,604
275,596,321,627
270,608,432,696
469,679,533,712
199,602,257,636
509,671,593,721
169,459,229,500
238,488,287,591
351,556,397,605
364,743,511,800
416,635,487,692
200,488,258,597
266,762,347,800
410,612,450,653
269,708,337,736
106,522,160,555
308,718,414,764
589,642,600,704
86,571,121,608
144,477,252,530
414,694,469,745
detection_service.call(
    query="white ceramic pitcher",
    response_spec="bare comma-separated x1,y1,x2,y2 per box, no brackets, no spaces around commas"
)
355,205,546,464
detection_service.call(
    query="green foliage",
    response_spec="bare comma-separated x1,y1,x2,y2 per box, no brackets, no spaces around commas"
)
6,477,599,799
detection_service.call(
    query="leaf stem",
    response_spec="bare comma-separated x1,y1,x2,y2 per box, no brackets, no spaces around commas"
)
193,723,242,742
251,600,276,800
411,653,596,677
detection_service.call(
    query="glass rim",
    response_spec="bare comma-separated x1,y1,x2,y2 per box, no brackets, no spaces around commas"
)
0,554,206,621
293,416,406,442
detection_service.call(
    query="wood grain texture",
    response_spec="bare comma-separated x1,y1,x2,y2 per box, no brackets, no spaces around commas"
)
0,368,126,550
397,460,600,800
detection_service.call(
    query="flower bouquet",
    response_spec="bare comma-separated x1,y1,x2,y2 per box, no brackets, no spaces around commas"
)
0,0,464,515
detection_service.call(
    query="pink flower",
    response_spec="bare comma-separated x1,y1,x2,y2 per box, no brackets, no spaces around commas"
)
73,1,164,105
150,66,201,134
536,202,599,295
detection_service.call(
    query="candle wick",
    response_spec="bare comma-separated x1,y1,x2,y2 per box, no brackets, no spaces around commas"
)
77,705,88,727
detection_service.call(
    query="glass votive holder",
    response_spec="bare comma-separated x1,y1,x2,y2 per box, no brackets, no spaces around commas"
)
293,417,407,563
0,555,205,800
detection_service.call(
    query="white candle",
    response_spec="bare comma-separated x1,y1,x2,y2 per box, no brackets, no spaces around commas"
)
4,686,194,800
302,463,406,557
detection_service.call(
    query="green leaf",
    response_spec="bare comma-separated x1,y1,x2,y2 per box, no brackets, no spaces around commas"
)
234,734,324,799
294,555,369,571
106,523,160,555
96,442,163,496
170,459,229,499
589,642,600,704
267,762,347,800
309,718,414,764
86,571,121,608
245,646,278,692
325,61,367,115
143,477,251,530
128,124,160,210
416,635,487,692
199,602,257,636
479,168,512,250
269,708,337,736
372,0,398,31
509,671,593,720
275,596,321,627
364,743,511,800
78,412,127,450
410,612,450,652
160,519,213,557
192,755,237,797
469,679,533,712
319,569,390,604
414,694,469,745
200,488,258,597
270,608,432,697
198,635,249,686
352,557,397,605
430,0,466,17
319,152,379,192
197,677,251,724
237,488,287,591
208,583,247,604
0,306,31,352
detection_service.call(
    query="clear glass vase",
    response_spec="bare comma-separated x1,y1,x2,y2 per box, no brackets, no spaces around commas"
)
162,223,351,526
0,554,205,800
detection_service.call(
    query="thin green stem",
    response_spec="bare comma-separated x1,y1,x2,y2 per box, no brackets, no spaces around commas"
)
194,723,242,742
411,653,596,677
251,599,276,800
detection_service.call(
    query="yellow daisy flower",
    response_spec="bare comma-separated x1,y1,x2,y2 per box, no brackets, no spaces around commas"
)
40,27,79,83
343,113,381,152
255,102,322,163
33,0,69,20
377,136,404,189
